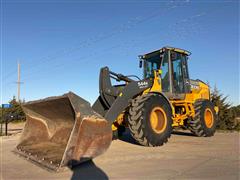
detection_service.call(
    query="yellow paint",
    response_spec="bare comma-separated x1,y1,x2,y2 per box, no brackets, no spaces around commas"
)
164,46,191,55
150,107,167,134
150,70,162,92
204,108,214,128
111,113,124,131
113,62,216,130
170,101,195,126
142,70,205,127
143,70,162,94
214,106,219,114
185,82,210,102
111,124,118,131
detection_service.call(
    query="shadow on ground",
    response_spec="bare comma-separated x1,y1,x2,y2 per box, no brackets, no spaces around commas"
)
70,160,108,180
172,130,195,137
118,128,140,146
119,128,196,145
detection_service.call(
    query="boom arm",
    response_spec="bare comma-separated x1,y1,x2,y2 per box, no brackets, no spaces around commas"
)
92,66,153,123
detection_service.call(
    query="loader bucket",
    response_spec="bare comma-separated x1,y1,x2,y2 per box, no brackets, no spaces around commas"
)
14,92,112,171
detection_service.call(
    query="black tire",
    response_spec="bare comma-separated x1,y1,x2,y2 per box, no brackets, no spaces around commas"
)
188,100,217,137
128,93,173,146
112,130,118,140
112,125,126,140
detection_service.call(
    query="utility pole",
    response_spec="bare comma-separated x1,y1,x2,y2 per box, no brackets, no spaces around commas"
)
16,61,23,102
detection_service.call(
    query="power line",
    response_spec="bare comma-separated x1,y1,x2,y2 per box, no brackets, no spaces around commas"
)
5,0,197,84
2,69,16,81
13,1,184,79
22,12,207,82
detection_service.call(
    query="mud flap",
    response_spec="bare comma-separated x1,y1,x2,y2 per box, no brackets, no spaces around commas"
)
14,92,112,171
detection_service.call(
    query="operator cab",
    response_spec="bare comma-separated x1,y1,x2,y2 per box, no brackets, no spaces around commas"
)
139,46,191,100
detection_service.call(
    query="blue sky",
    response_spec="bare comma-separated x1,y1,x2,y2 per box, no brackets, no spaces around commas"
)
1,0,239,105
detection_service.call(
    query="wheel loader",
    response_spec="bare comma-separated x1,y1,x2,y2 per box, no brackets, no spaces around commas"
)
14,46,218,171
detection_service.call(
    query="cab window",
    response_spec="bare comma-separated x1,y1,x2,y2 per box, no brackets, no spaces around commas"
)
171,52,185,93
161,54,170,92
144,55,161,78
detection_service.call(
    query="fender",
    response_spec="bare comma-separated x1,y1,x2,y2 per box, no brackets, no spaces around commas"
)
104,79,153,123
148,91,173,112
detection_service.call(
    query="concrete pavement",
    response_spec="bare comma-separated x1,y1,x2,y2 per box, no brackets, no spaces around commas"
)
1,129,239,180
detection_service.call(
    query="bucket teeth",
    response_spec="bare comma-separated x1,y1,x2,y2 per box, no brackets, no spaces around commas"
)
14,92,112,171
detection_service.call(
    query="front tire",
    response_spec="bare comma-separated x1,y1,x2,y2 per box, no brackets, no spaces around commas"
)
128,94,173,146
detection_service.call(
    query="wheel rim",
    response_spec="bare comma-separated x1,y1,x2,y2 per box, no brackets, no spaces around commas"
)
204,108,214,128
150,107,167,134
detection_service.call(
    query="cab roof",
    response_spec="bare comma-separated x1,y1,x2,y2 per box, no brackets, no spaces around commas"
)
139,46,191,59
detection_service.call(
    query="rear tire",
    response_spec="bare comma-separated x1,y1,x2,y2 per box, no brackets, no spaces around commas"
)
188,100,217,137
128,94,173,146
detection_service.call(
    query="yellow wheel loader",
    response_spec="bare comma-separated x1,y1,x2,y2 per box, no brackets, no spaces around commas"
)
15,46,218,171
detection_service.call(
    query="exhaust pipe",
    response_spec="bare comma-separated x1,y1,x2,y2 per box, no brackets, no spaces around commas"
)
14,92,112,171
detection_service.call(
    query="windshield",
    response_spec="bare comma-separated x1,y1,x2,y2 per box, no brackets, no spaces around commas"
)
143,53,164,78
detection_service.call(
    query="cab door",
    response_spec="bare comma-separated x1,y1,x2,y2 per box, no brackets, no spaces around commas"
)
170,51,190,99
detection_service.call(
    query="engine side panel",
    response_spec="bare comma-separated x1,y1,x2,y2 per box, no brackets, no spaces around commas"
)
185,79,210,102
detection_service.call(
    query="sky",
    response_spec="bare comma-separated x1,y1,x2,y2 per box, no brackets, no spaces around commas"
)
0,0,239,106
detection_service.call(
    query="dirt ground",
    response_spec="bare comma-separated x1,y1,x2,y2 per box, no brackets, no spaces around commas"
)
0,122,239,180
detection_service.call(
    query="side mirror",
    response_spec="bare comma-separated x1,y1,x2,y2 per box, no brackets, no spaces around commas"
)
139,60,143,68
